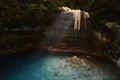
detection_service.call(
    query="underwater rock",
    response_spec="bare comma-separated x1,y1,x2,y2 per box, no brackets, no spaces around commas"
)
54,72,59,76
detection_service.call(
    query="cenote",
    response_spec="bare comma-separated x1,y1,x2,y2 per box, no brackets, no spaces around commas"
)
0,49,120,80
1,2,120,80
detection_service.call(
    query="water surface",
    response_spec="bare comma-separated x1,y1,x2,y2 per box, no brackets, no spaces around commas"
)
0,49,120,80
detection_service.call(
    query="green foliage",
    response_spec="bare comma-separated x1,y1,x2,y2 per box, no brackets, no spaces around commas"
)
0,0,120,28
0,0,65,29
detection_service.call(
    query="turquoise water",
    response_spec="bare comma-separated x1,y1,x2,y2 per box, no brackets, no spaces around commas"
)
0,49,120,80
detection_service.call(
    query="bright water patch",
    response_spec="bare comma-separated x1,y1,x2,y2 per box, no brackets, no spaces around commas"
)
0,50,120,80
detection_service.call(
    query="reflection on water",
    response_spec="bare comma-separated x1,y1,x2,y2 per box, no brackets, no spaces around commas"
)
0,49,120,80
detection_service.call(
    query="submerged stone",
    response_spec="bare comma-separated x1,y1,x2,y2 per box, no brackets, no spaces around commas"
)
54,72,59,76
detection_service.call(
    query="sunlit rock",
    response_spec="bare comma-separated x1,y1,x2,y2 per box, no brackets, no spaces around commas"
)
59,6,71,11
59,6,90,31
84,12,90,18
117,58,120,67
72,56,79,61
